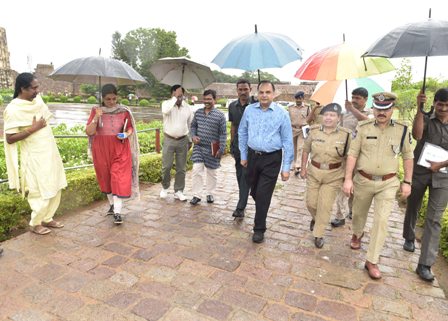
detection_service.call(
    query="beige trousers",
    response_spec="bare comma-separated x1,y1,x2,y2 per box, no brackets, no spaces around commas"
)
292,132,305,169
28,190,62,226
306,166,344,238
191,163,217,198
335,190,353,219
352,174,399,264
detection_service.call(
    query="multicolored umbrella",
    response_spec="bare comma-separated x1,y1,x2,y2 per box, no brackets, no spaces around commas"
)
295,42,394,81
212,24,302,82
294,37,395,102
310,76,391,108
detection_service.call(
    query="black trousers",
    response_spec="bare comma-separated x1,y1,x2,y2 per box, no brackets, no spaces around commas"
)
234,153,250,210
247,149,282,232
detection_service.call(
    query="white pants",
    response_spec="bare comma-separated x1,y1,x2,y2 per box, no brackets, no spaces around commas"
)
192,163,217,198
28,190,62,226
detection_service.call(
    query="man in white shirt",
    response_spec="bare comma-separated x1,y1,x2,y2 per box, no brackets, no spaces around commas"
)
160,85,193,201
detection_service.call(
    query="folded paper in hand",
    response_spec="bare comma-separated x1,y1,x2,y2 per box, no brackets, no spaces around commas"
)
417,142,448,173
211,141,220,157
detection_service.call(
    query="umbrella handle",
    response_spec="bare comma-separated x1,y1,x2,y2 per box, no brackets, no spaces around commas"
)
419,103,434,116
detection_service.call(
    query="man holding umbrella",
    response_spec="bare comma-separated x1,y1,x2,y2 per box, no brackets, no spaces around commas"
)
343,92,413,280
160,85,193,201
228,79,254,218
402,89,448,282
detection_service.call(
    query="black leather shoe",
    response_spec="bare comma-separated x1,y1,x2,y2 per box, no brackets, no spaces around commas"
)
403,239,415,252
331,218,345,227
416,264,434,281
232,208,245,218
314,237,324,248
206,195,214,203
252,231,264,243
113,214,123,225
347,211,352,220
190,197,201,205
310,219,315,231
107,205,114,215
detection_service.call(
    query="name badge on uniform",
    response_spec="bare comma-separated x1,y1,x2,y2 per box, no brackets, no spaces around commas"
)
366,136,377,139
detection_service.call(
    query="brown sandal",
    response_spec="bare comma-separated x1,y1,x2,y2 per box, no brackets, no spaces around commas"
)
42,220,64,228
31,225,51,235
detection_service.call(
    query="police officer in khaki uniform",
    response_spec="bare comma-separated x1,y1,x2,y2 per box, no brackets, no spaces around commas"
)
289,91,310,174
301,103,352,248
306,101,324,125
332,87,370,227
343,92,414,280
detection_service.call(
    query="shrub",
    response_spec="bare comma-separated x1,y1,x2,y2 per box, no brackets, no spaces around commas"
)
139,99,150,107
48,95,56,102
87,96,97,104
217,98,227,106
73,96,81,103
60,96,68,103
0,95,3,105
120,98,130,106
41,95,49,103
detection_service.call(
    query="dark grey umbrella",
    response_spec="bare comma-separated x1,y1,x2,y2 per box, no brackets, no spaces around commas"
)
49,56,147,85
363,9,448,113
49,56,146,126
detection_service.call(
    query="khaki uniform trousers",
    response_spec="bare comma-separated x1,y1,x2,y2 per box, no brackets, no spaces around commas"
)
28,190,62,227
306,166,344,238
293,131,305,169
352,174,400,264
335,190,353,219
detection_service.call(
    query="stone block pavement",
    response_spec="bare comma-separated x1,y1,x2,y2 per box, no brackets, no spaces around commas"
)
1,155,447,321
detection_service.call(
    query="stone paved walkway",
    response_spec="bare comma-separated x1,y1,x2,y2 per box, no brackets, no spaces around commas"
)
1,156,447,321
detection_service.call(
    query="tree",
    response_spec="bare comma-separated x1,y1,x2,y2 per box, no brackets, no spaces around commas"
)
241,71,280,83
80,84,98,96
392,58,413,91
111,28,189,98
212,70,239,83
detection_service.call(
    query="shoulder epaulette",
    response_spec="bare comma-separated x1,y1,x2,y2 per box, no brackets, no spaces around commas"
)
358,119,375,126
393,120,410,127
338,126,352,134
309,124,320,130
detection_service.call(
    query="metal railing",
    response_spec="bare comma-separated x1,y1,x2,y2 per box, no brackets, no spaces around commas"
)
0,128,161,183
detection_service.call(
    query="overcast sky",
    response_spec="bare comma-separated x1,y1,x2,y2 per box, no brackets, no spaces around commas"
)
1,0,447,84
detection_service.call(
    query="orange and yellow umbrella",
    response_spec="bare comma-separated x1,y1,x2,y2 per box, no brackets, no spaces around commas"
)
295,43,394,81
294,42,394,100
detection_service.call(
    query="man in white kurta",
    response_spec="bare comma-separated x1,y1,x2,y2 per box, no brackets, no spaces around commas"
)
4,73,67,235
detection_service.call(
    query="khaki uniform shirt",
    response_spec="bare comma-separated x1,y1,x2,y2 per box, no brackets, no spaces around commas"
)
288,104,309,136
348,119,414,176
341,109,371,131
304,125,352,179
310,105,324,125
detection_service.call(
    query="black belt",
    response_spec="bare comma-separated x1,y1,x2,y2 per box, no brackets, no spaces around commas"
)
249,148,281,156
164,133,187,140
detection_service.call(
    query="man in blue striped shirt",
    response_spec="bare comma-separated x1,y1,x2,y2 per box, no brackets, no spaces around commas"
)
238,80,294,243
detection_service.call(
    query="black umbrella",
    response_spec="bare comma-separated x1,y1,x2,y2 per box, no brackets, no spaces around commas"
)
363,9,448,113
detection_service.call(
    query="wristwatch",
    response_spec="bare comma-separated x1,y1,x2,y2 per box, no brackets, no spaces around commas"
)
402,180,412,186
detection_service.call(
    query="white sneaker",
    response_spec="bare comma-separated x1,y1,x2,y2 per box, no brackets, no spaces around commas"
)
160,188,168,198
174,191,187,201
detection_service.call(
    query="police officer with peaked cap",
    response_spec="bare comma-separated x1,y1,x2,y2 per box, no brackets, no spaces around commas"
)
289,91,310,174
342,92,414,279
